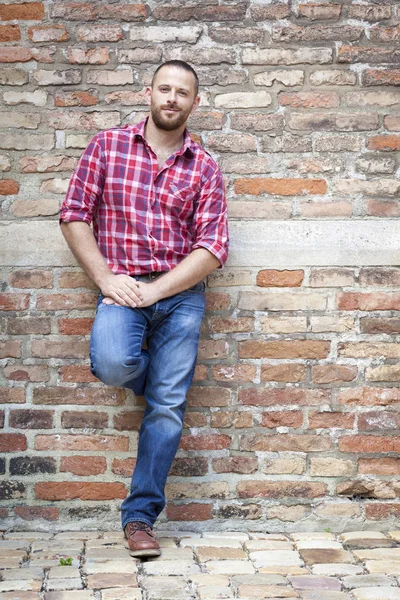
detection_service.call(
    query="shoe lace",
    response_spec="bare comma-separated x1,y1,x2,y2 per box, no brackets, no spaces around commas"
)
126,521,154,537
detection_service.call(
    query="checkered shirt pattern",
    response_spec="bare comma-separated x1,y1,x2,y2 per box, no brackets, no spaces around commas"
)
60,118,229,275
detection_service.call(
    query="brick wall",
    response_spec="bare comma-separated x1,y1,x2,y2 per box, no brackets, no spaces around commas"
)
1,0,400,532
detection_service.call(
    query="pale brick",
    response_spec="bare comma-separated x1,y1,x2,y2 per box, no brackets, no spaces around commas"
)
40,178,69,195
243,48,333,65
0,133,54,151
254,70,304,87
66,134,92,148
260,316,307,333
76,25,123,42
66,47,110,65
118,48,162,64
33,69,82,86
314,135,363,152
3,90,47,106
314,502,361,519
238,291,327,311
310,458,354,477
263,456,306,475
220,155,270,174
310,70,356,86
130,25,201,43
215,91,271,108
0,68,28,86
48,111,120,130
11,199,59,217
0,112,40,129
19,156,76,173
86,70,133,86
165,47,235,65
0,155,11,171
355,157,396,175
333,179,399,196
345,91,400,107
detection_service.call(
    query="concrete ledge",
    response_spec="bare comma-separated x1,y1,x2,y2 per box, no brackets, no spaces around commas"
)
1,219,400,268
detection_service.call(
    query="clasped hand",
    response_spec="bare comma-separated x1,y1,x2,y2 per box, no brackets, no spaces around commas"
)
100,274,160,308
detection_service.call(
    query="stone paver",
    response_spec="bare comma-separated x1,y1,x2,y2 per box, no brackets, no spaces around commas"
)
0,529,400,600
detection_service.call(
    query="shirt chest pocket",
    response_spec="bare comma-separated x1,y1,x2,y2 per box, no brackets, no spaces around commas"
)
166,183,198,219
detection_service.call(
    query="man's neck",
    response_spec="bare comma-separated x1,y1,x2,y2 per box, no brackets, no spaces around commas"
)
144,117,186,154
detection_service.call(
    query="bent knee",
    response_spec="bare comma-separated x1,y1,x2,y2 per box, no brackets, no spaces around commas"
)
91,355,144,387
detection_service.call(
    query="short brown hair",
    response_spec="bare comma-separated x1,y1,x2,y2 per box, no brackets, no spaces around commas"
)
151,60,199,96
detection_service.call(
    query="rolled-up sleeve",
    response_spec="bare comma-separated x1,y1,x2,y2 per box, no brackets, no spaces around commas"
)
59,134,105,225
192,164,229,267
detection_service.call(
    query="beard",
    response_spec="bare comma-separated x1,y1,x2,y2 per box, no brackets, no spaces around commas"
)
150,104,191,131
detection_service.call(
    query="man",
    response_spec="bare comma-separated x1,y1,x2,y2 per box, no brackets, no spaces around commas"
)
60,60,229,558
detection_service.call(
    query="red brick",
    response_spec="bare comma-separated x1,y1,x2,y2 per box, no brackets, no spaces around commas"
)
212,456,258,474
359,458,400,475
31,339,89,359
0,2,45,20
0,293,29,311
59,365,97,383
184,411,207,427
358,411,400,431
237,480,327,498
0,24,20,41
339,387,400,407
33,386,125,406
14,506,59,521
0,47,32,62
198,340,229,360
338,45,399,64
7,317,51,335
57,318,94,335
370,25,400,43
60,456,107,476
273,24,363,43
235,178,327,196
61,410,108,429
34,434,129,451
363,69,400,86
210,411,253,429
114,411,144,431
239,340,330,359
338,292,400,311
180,434,231,450
208,316,254,333
187,386,230,407
0,433,27,452
367,199,400,216
261,410,303,429
212,364,256,383
240,433,331,452
251,4,291,20
166,503,212,521
0,508,8,518
9,409,53,429
309,411,355,429
348,4,391,21
367,135,400,151
279,92,339,108
35,481,126,500
360,317,400,334
298,3,342,20
4,365,49,382
112,458,136,476
206,292,231,311
0,341,21,358
36,292,97,310
338,435,400,453
0,411,4,428
154,3,247,21
19,155,76,173
257,269,304,287
0,388,25,404
8,269,53,289
65,46,110,66
55,91,99,107
239,387,330,407
312,365,358,384
366,503,400,520
170,457,208,477
261,364,307,383
50,2,98,19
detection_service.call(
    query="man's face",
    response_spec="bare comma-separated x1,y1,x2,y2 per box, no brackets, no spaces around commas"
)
146,66,200,132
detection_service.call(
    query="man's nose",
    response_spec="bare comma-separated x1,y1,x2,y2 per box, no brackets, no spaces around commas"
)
166,90,178,103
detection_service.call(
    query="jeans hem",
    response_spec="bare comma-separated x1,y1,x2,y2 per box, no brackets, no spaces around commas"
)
122,517,154,530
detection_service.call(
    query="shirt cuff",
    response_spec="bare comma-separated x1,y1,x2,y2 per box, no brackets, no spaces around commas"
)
59,210,92,225
192,240,228,268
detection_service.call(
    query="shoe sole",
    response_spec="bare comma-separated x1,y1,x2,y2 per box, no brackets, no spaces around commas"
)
129,548,161,558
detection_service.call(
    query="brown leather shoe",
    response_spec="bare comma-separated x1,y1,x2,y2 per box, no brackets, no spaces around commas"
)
124,521,161,558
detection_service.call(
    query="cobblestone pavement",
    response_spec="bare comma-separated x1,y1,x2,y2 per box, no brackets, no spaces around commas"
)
1,530,400,599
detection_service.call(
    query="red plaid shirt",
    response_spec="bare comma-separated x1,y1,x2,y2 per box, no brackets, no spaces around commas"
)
60,118,229,275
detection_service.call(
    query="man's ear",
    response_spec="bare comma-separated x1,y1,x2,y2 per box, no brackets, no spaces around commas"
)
144,86,152,106
190,95,200,114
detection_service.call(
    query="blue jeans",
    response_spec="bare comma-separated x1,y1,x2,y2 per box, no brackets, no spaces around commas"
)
89,276,206,529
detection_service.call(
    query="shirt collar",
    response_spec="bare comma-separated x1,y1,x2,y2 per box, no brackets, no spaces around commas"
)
129,118,195,157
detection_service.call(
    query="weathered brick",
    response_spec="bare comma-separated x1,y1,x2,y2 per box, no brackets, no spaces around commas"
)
166,481,229,500
212,364,256,383
254,70,304,87
7,316,51,335
33,387,125,406
165,47,235,65
237,480,327,498
34,434,129,451
309,411,355,429
243,47,333,65
215,92,271,109
9,270,53,289
57,318,94,335
0,433,27,452
113,410,143,431
0,481,25,500
14,506,59,521
0,179,20,194
358,411,400,431
279,92,340,108
289,112,379,132
310,70,357,86
210,411,253,429
257,269,304,287
356,157,396,174
208,133,256,153
61,410,108,429
0,2,44,20
314,135,362,152
348,5,391,21
365,364,400,382
154,3,247,22
36,292,97,310
359,458,400,475
59,365,97,383
338,292,400,311
338,45,400,64
213,457,258,474
362,69,400,87
60,456,107,476
28,25,68,42
111,457,136,476
198,340,229,360
261,364,307,383
239,388,330,407
0,340,21,359
130,25,201,43
298,3,342,20
33,69,82,86
170,457,208,477
208,317,254,334
339,343,400,359
55,91,99,107
230,113,283,132
235,178,327,196
166,503,212,521
9,409,53,430
35,482,126,501
180,434,231,451
369,25,400,43
239,340,330,359
0,388,25,404
263,456,306,475
312,365,358,384
206,292,231,311
339,387,400,407
367,135,400,151
261,411,303,429
240,433,331,453
10,456,56,475
209,26,262,44
250,4,291,20
48,111,120,130
76,25,123,42
339,435,400,453
0,293,29,311
273,25,363,42
0,67,28,86
31,339,89,359
4,364,49,382
0,24,20,42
